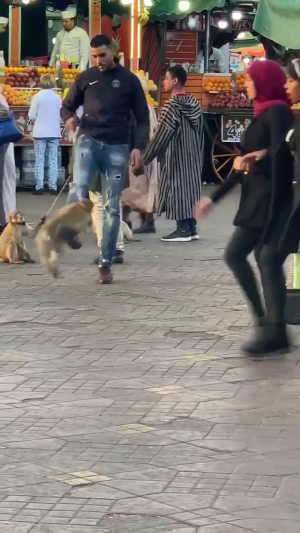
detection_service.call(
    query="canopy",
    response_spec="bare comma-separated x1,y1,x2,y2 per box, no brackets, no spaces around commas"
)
254,0,300,49
150,0,258,22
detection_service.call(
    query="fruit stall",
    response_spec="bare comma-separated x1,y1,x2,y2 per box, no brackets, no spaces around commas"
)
202,72,253,181
160,71,253,181
1,65,81,188
3,65,80,145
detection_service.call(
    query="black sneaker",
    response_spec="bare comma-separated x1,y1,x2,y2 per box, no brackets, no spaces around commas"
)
191,230,200,241
50,189,58,196
32,189,44,196
161,230,192,242
114,250,124,264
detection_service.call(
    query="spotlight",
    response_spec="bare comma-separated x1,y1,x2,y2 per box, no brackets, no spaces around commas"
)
178,1,190,12
218,19,228,29
232,11,242,21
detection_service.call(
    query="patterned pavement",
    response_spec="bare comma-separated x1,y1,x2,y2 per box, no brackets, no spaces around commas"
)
0,188,299,532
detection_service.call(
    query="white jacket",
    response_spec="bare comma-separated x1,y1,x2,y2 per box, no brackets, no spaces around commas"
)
196,47,227,73
28,89,62,139
50,26,90,70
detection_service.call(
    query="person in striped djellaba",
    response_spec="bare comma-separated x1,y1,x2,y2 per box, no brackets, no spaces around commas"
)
143,66,203,242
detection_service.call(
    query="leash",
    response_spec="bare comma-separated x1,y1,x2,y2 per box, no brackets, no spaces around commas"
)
45,175,71,217
27,175,71,226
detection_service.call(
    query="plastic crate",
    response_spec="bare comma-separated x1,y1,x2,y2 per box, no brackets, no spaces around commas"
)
22,147,35,162
21,164,36,187
286,289,300,325
22,147,62,168
16,167,21,187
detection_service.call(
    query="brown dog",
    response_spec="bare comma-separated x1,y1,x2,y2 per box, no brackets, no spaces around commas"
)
35,199,93,278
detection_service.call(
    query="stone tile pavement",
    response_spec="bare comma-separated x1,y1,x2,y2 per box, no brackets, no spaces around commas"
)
0,188,299,532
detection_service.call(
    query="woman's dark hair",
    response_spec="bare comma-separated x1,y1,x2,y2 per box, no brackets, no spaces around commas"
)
286,61,300,81
167,66,187,87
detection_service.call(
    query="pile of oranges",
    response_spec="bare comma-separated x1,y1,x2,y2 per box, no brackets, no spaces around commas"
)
1,85,35,106
205,76,231,92
205,73,246,93
5,67,56,76
2,85,62,107
236,73,246,89
63,68,81,85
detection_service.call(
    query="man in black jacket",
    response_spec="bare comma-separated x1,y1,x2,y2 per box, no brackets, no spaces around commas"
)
61,34,149,284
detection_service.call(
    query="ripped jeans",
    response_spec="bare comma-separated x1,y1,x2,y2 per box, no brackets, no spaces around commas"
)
68,135,128,266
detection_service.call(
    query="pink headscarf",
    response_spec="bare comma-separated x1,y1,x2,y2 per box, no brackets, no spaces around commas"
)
248,60,290,117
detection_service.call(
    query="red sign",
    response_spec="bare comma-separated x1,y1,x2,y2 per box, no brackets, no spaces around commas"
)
232,20,254,32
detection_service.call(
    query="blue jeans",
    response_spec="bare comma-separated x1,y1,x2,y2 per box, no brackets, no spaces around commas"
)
34,138,59,191
68,135,128,266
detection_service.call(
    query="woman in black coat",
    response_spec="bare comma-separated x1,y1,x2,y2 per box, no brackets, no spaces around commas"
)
279,60,300,253
195,60,294,358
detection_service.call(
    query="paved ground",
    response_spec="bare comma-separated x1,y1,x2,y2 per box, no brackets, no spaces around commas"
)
0,188,299,532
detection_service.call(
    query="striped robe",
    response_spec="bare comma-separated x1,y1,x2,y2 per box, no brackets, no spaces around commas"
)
143,93,203,220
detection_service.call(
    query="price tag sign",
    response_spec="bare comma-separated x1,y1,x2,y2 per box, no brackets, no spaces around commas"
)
221,115,251,143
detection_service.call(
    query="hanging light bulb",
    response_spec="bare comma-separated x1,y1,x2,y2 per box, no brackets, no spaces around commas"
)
178,1,190,12
22,0,30,4
218,19,228,29
144,0,153,5
232,11,242,21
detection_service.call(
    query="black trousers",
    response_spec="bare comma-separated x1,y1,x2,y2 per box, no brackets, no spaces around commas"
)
224,226,288,324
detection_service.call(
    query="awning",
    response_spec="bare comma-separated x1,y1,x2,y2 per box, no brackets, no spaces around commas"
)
254,0,300,49
150,0,225,20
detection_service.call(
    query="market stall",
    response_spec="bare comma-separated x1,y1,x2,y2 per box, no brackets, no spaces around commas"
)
146,0,259,181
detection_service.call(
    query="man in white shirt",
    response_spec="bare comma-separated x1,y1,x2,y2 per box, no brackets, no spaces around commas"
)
196,43,226,73
49,10,90,71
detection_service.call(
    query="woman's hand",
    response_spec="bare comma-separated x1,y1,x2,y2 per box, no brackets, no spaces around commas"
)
233,156,247,172
240,149,268,170
194,197,213,219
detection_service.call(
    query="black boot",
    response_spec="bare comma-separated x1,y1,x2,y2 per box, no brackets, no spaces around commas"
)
133,213,155,234
242,322,291,358
133,221,155,234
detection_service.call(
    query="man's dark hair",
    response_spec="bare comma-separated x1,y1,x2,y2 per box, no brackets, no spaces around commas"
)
90,34,112,49
167,66,187,86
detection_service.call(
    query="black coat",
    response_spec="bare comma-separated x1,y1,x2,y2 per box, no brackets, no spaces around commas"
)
211,104,294,249
279,119,300,253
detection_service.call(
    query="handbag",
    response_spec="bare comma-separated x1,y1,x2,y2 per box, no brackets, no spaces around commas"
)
121,167,150,213
0,106,22,146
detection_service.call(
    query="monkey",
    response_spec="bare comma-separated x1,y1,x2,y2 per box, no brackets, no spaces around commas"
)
35,198,93,278
0,211,44,265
